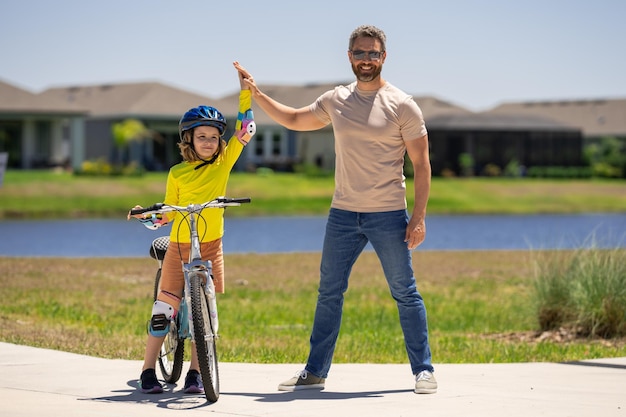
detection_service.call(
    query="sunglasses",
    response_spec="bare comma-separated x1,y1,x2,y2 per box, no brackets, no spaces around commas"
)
350,50,383,61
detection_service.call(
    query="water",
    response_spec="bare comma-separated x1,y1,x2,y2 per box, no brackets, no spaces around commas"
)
0,214,624,258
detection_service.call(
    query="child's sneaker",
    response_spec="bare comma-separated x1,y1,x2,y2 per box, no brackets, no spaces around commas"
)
183,369,204,394
414,370,437,394
139,368,163,394
278,370,325,391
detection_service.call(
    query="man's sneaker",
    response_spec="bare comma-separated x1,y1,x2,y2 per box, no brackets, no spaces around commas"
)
414,370,437,394
183,370,204,394
139,368,163,394
278,370,325,391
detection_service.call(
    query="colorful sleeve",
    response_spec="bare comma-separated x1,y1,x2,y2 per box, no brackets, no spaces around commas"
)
235,90,256,144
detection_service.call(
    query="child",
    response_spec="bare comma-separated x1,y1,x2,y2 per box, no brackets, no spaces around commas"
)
129,62,255,394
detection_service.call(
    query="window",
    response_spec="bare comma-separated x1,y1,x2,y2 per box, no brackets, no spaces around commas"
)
272,134,281,156
254,136,264,156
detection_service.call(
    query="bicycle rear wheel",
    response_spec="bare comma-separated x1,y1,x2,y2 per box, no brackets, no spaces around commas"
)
189,272,219,402
154,267,184,383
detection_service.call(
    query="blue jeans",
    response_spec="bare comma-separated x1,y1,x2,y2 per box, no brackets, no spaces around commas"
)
305,208,434,378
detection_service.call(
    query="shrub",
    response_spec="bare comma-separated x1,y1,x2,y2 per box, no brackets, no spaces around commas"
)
481,163,502,177
504,159,522,177
293,163,333,178
592,162,622,178
458,153,474,177
584,136,626,179
75,159,143,177
532,247,626,338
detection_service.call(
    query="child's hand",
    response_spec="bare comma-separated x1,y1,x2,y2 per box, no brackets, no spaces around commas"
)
233,61,258,93
140,214,166,230
127,205,143,220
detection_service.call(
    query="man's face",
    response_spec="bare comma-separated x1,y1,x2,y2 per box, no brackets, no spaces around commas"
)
349,37,386,82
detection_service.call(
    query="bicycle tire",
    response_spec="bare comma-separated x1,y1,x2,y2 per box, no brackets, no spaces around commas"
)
153,267,184,383
189,271,219,402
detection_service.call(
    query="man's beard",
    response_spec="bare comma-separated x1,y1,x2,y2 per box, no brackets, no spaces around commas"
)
351,62,382,82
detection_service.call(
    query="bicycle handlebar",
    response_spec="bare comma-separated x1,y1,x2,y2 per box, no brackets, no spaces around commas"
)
130,197,251,216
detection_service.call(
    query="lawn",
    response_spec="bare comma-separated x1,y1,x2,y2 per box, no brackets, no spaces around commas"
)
1,170,625,364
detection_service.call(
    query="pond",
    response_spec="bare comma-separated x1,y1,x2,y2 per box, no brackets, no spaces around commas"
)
0,213,624,258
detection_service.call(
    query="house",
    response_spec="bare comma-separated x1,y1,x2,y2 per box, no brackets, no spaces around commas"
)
426,112,583,175
219,84,585,176
36,82,227,171
0,80,254,171
488,98,626,140
4,77,621,176
0,80,87,170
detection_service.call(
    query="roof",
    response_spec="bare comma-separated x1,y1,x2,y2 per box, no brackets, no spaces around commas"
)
36,82,218,119
0,79,86,116
488,98,626,137
427,112,580,132
414,96,471,119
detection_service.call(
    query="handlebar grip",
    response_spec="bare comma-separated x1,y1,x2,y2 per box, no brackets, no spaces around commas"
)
216,197,251,204
130,203,163,215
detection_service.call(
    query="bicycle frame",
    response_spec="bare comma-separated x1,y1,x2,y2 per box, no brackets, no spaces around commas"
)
182,204,219,336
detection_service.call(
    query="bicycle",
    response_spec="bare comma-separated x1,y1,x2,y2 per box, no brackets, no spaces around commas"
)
130,196,251,403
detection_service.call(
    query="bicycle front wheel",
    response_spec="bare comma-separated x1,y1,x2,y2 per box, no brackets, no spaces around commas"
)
154,267,184,383
189,272,219,403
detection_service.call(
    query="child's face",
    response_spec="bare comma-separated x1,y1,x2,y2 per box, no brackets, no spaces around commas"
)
193,125,221,160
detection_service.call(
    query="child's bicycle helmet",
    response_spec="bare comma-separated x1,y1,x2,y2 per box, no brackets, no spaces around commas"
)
179,105,227,139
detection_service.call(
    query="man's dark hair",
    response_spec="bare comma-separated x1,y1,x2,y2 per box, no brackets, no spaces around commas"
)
349,25,387,52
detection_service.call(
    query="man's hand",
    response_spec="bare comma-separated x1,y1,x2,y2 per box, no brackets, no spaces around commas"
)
405,216,426,250
233,61,260,95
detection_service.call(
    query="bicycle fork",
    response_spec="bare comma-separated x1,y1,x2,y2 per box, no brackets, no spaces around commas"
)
183,261,219,336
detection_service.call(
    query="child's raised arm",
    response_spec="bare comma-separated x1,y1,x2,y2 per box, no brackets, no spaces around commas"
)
233,61,256,145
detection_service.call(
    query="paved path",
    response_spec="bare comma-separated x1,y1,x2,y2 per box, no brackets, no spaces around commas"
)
1,342,624,416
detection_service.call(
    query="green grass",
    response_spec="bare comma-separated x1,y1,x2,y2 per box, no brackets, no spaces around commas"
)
1,170,625,219
1,252,624,364
1,170,625,364
533,248,626,337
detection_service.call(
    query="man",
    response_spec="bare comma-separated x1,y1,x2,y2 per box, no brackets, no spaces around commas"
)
234,24,436,394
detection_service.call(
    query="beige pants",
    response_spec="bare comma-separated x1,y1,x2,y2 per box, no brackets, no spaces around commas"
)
156,238,225,309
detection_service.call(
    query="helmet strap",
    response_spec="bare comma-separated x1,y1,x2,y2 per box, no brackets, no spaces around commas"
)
194,150,220,170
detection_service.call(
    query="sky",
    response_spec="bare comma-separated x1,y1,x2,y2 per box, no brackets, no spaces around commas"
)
1,0,625,111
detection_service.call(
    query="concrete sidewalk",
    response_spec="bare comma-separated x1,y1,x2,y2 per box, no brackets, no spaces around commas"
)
1,342,624,416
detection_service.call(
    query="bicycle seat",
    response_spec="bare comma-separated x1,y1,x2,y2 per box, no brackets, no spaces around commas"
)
150,236,170,260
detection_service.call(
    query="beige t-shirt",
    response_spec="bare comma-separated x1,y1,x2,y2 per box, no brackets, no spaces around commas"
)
310,82,427,212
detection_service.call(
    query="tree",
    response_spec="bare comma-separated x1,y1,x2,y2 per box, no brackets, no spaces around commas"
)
458,152,475,177
584,136,626,178
111,119,152,168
